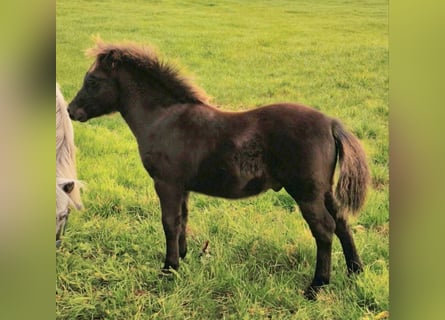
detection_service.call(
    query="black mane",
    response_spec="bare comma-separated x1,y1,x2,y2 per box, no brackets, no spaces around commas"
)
87,39,210,105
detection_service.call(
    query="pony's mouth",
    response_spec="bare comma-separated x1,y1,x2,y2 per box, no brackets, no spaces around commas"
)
77,115,88,122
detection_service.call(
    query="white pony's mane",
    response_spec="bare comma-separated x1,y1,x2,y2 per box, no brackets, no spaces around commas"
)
56,83,83,209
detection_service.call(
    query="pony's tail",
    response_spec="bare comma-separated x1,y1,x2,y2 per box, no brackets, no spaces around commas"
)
332,120,370,216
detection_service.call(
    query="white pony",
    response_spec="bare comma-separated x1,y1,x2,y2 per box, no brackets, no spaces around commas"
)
56,83,83,246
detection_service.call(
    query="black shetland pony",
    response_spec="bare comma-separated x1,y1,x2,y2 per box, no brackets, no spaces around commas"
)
68,40,370,299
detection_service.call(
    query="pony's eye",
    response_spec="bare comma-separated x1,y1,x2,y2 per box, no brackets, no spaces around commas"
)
86,77,99,91
87,78,97,86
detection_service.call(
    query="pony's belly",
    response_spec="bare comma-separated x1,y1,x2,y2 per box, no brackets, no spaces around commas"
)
188,147,281,198
188,174,281,199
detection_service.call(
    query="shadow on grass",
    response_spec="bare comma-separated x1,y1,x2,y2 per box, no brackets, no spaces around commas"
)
229,236,314,281
272,193,296,212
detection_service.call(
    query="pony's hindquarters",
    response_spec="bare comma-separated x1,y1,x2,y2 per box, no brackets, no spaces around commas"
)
260,105,369,299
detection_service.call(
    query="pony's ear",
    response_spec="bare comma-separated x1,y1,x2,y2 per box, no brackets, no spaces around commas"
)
98,50,117,71
61,181,75,194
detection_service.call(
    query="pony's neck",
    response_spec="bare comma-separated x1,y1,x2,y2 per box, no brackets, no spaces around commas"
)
118,64,202,109
117,77,185,141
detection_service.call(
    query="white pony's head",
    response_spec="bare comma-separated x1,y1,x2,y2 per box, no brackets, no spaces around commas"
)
56,178,74,246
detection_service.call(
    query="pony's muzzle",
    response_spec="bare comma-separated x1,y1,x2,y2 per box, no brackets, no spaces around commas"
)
68,104,88,122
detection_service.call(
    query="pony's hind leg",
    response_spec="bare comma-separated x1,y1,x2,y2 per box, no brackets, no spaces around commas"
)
335,218,363,274
179,192,189,259
287,188,336,300
300,200,336,299
324,191,363,274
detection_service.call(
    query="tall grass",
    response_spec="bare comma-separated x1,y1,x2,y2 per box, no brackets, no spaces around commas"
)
57,0,388,318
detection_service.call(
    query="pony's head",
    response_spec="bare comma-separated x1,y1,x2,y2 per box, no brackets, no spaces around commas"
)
68,42,122,122
56,178,73,244
68,38,210,122
56,178,82,247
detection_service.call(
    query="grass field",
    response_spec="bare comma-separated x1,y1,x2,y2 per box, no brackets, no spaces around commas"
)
56,0,388,319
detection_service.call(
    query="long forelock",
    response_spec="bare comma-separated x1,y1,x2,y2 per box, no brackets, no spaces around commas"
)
56,178,85,212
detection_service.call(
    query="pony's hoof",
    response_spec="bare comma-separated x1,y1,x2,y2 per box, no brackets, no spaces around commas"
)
159,268,173,277
303,286,321,300
56,240,62,249
348,261,364,275
158,266,179,279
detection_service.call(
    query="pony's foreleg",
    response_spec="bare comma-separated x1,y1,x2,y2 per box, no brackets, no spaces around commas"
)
155,181,183,271
179,192,189,259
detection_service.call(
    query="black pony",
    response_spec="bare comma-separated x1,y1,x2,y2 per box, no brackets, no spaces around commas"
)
68,40,370,299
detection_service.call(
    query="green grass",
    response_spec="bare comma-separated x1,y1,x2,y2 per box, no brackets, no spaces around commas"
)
56,0,388,319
